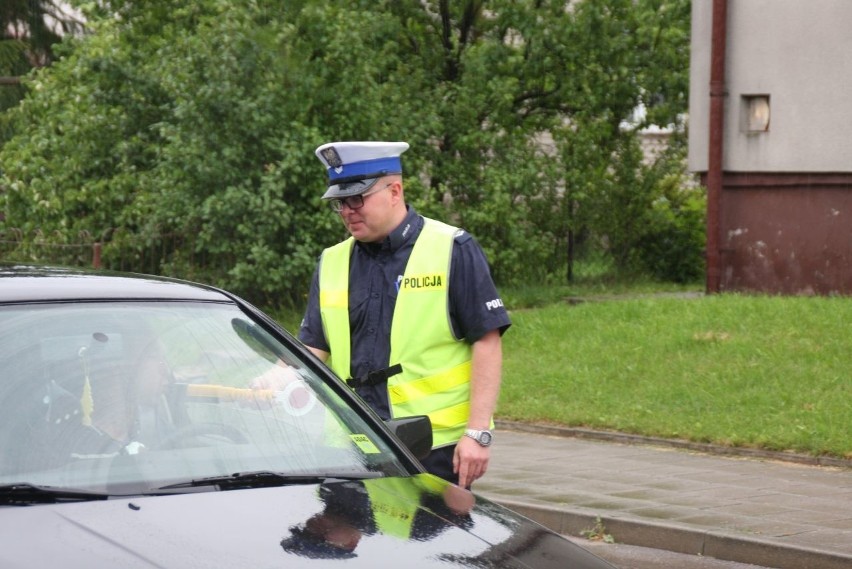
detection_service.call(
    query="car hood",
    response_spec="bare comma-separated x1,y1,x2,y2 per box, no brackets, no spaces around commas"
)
0,474,612,569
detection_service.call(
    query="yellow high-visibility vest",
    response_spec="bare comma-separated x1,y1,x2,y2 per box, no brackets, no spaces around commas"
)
319,218,472,448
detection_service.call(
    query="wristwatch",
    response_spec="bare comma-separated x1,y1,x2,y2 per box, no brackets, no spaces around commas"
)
464,428,493,447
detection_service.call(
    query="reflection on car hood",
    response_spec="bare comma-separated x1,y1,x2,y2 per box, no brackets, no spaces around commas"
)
0,474,613,569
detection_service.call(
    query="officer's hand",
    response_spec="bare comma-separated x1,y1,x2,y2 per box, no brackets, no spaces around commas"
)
250,360,300,391
246,361,302,410
453,436,490,489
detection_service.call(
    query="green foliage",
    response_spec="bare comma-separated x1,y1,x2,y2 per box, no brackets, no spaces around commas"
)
1,0,695,305
0,39,29,142
585,131,705,282
582,517,615,544
637,175,706,283
0,1,84,143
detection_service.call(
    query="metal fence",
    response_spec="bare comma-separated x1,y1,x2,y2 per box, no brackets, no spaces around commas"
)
0,228,102,268
0,227,238,283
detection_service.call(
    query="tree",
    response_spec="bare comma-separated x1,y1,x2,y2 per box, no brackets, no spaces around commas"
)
0,1,84,142
1,0,694,305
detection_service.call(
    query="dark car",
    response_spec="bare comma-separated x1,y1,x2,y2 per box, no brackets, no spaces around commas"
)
0,265,615,569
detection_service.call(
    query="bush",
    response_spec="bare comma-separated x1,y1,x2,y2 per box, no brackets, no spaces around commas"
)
636,177,706,283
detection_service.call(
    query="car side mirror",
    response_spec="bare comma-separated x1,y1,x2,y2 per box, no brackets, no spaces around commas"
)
385,415,432,460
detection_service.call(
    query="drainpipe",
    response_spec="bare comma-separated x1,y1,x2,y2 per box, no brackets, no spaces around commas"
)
705,0,728,294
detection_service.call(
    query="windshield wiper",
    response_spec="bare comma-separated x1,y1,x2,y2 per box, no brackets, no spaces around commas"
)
0,483,110,506
155,470,383,491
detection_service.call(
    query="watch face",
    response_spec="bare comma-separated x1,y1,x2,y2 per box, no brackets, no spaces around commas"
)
479,431,493,445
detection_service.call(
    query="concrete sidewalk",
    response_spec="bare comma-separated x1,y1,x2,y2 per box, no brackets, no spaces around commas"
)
476,424,852,569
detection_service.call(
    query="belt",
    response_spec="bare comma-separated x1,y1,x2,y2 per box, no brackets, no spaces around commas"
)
346,364,403,388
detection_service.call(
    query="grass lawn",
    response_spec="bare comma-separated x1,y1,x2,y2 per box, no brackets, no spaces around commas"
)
499,293,851,459
268,277,851,460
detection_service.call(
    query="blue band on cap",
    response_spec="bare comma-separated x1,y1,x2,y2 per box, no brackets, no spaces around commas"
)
327,157,402,182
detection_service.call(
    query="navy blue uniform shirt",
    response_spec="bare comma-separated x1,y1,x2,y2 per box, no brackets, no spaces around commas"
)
299,206,511,419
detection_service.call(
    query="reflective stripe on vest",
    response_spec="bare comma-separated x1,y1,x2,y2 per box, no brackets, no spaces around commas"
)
318,218,473,448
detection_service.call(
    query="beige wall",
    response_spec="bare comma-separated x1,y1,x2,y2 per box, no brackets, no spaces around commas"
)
688,0,852,173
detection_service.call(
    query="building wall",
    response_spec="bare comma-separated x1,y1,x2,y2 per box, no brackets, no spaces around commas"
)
689,0,852,172
690,0,852,295
712,173,852,295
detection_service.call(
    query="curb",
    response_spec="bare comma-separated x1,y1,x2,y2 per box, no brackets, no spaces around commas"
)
495,420,852,470
488,421,852,568
489,498,852,569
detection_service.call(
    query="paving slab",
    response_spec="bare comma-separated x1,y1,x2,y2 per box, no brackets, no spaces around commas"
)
477,424,852,569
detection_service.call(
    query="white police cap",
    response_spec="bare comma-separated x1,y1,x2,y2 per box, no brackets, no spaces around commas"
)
315,141,409,199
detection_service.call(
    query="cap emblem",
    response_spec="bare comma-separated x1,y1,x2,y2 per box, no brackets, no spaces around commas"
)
320,146,344,173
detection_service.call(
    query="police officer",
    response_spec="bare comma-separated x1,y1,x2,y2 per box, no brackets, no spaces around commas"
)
299,141,511,488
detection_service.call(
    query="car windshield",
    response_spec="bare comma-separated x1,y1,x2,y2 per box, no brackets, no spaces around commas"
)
0,301,409,494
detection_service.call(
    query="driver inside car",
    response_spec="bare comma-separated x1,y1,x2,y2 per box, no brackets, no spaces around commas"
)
48,336,176,460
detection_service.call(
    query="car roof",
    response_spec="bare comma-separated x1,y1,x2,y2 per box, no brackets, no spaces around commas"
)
0,264,230,304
